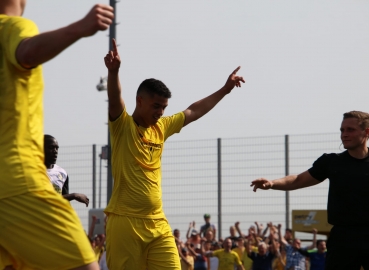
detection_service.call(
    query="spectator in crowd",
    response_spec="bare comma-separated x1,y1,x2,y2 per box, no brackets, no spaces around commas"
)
277,225,317,270
204,229,217,246
0,1,113,269
205,237,244,270
246,227,279,270
178,246,194,270
297,237,326,270
187,240,208,270
227,225,239,249
200,214,217,238
174,228,185,249
44,135,89,206
186,221,197,240
251,111,369,269
284,228,293,244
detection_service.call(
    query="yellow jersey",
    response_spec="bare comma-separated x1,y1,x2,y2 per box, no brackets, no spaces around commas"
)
213,249,242,270
0,15,49,199
105,108,185,218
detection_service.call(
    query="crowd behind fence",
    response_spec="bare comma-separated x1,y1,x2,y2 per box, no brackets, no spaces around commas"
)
58,132,341,240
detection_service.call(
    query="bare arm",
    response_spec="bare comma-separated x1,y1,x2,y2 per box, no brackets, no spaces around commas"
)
183,66,245,127
250,171,320,192
63,193,89,207
16,4,114,68
235,222,245,238
305,228,317,250
104,38,125,121
278,224,288,246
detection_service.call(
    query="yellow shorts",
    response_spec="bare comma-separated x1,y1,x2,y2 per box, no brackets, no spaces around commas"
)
0,190,96,270
106,214,180,270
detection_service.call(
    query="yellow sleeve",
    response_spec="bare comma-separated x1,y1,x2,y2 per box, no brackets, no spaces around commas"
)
1,16,39,70
233,251,242,265
161,111,185,141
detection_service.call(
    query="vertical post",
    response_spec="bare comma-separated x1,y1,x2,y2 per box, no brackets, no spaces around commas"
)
92,144,96,209
217,138,222,240
99,155,102,208
107,0,117,202
285,135,290,229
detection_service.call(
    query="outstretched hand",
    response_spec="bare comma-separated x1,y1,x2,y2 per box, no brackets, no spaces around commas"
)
74,193,90,207
223,66,245,92
250,178,273,192
79,4,114,37
104,38,121,72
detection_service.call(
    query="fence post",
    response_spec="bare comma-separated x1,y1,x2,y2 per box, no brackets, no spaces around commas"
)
285,135,290,229
92,144,96,209
217,138,222,240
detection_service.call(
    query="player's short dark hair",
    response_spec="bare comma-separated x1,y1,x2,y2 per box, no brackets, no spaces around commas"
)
285,228,292,233
343,111,369,130
44,134,55,142
137,78,171,98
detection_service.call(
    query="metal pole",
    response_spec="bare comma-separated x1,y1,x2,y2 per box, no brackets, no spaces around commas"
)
285,135,290,229
107,0,117,202
99,155,102,208
217,138,222,240
92,144,96,209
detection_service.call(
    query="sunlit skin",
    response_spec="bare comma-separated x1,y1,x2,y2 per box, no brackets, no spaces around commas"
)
223,238,233,252
230,226,236,237
340,118,369,155
258,243,267,256
292,238,301,250
205,230,214,241
133,93,168,128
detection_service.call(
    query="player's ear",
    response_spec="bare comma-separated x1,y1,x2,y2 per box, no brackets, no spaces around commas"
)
136,96,142,107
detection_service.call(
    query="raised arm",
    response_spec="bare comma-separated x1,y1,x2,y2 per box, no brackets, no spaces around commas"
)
182,66,245,127
234,222,246,238
104,38,125,121
16,4,114,68
250,171,320,192
278,224,288,246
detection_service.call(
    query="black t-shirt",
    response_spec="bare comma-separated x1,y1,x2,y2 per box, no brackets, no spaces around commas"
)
308,150,369,227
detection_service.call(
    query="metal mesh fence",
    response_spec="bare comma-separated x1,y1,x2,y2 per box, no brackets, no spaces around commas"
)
57,133,341,239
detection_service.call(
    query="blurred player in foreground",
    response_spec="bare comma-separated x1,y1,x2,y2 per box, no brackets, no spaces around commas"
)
0,1,113,269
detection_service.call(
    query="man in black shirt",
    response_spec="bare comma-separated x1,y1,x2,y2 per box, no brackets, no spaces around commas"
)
250,111,369,270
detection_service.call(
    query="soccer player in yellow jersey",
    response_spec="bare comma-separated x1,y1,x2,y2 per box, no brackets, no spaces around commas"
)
103,38,245,270
0,1,114,270
205,238,244,270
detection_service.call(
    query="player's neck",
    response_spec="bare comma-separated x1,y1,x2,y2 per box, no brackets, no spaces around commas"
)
132,112,149,128
347,146,369,159
45,163,55,169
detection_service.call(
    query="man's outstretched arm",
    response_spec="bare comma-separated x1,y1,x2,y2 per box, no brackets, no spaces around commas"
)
250,171,320,192
104,38,125,121
183,66,245,127
16,4,114,68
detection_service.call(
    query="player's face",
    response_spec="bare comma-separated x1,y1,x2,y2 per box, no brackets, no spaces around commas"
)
340,118,368,150
44,138,59,165
139,94,168,126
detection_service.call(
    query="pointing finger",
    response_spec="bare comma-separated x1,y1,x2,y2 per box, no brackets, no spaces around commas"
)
232,66,241,75
112,38,118,52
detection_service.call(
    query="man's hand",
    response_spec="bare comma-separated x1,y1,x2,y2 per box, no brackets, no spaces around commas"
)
78,4,114,37
74,193,89,207
223,66,245,92
250,178,273,192
104,38,121,72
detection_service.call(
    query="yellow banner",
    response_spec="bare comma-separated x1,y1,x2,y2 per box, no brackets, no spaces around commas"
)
292,210,332,233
